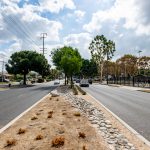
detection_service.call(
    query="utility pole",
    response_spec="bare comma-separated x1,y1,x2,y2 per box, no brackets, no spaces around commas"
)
40,33,47,55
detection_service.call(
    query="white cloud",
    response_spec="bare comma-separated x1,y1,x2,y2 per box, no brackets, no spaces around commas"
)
83,0,150,36
74,10,85,22
63,33,92,59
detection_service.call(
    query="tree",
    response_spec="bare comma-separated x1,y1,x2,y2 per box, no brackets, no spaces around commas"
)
6,50,50,85
80,59,98,78
51,46,82,87
116,54,138,77
89,35,115,83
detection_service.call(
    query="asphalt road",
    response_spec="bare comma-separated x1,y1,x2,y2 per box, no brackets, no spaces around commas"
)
0,82,57,128
83,84,150,141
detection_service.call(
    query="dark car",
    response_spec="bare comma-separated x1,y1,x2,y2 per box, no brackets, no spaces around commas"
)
88,79,92,84
76,79,80,83
80,79,89,87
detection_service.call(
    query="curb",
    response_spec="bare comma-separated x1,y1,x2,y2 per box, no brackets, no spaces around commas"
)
0,93,50,134
87,93,150,147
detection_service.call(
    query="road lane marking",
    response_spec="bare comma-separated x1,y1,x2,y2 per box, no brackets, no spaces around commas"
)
87,92,150,147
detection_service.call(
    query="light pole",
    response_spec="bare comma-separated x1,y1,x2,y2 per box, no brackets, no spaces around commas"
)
138,50,142,75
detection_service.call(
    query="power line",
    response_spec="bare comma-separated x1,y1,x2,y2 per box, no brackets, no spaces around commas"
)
40,33,47,55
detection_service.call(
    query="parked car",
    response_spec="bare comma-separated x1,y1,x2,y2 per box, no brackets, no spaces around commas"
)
80,79,89,87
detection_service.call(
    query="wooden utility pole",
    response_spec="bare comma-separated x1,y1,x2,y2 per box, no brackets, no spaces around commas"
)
40,33,47,55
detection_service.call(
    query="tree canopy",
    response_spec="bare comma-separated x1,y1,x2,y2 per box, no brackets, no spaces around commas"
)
51,46,82,86
6,50,50,84
89,35,115,82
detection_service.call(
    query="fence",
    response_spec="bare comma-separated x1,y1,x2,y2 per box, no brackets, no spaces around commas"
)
108,75,150,88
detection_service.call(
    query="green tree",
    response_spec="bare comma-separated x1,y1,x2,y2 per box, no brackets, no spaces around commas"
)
51,46,82,87
80,59,98,78
89,35,115,82
6,50,50,85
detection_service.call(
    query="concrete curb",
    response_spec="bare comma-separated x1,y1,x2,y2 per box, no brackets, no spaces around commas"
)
87,93,150,147
0,93,50,134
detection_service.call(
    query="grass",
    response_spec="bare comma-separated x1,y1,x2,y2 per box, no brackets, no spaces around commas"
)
17,128,26,134
76,85,86,95
74,112,81,117
5,139,17,147
78,132,86,139
51,136,65,148
35,134,43,140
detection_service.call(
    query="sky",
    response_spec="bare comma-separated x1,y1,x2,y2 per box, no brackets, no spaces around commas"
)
0,0,150,68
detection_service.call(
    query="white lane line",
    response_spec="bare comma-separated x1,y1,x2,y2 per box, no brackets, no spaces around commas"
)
0,93,50,134
87,92,150,147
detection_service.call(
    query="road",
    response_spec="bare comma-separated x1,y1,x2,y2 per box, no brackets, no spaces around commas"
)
0,82,57,128
83,84,150,141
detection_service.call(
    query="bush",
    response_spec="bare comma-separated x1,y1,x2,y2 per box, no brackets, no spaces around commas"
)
76,85,86,95
37,78,44,83
51,136,65,147
72,85,78,95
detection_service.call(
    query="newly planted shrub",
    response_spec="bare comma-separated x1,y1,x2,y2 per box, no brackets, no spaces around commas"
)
83,145,87,150
17,128,26,134
78,132,86,138
74,112,81,117
31,116,38,120
5,139,17,147
35,134,43,140
72,85,78,95
76,85,86,95
51,136,65,148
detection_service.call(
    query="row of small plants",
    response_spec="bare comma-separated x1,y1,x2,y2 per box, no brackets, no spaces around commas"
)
4,97,87,150
72,85,86,95
76,85,86,95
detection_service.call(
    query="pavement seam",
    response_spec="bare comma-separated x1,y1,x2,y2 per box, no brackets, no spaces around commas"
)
0,93,50,134
87,93,150,147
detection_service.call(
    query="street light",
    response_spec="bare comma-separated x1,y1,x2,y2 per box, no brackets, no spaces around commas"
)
138,50,142,75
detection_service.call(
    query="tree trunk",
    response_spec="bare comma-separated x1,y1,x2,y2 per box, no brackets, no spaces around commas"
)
100,63,103,83
23,73,26,85
71,74,73,88
65,73,66,85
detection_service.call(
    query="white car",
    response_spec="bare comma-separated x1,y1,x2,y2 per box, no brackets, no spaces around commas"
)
54,80,60,85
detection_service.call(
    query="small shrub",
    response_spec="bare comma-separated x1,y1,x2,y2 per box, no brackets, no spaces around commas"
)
76,85,86,95
74,112,81,117
78,132,86,138
48,111,53,114
47,114,52,118
5,139,16,147
83,145,87,150
62,112,67,115
36,112,41,116
35,134,43,140
39,109,43,112
56,98,59,101
51,136,65,148
72,86,78,95
31,116,38,120
17,128,26,134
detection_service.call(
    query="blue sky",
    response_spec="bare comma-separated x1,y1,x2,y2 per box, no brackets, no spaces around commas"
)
0,0,150,67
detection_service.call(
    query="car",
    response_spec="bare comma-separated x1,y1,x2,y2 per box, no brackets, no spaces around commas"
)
54,80,60,85
80,79,89,87
76,79,80,83
88,79,92,84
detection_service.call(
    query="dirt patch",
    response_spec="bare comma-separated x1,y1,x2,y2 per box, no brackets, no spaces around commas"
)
0,95,108,150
